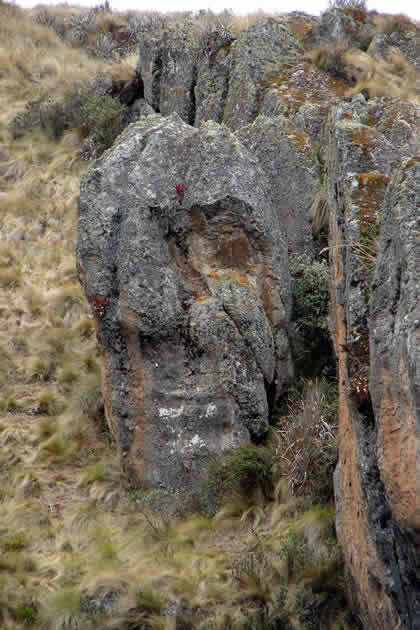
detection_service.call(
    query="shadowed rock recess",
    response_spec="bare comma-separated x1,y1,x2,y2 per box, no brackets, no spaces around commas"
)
77,9,420,629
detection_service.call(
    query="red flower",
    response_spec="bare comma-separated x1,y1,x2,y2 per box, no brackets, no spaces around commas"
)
175,183,184,204
91,297,107,319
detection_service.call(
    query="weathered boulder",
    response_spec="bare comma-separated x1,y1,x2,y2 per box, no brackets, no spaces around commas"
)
77,113,292,491
328,95,420,629
222,19,303,131
236,114,319,255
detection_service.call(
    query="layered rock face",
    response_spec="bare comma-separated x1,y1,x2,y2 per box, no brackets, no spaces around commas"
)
77,114,292,490
327,97,420,628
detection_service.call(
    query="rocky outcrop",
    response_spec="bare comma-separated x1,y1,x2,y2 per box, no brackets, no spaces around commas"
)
306,7,375,50
138,27,197,124
77,113,292,491
78,9,420,627
328,95,420,629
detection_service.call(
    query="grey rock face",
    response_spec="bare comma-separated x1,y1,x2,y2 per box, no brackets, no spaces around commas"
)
77,113,292,491
223,19,303,131
308,7,374,49
138,27,198,124
194,44,232,127
158,29,197,124
137,35,162,112
236,114,319,255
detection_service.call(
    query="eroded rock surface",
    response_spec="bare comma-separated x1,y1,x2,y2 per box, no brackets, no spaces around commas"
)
236,114,319,255
328,96,420,629
77,113,292,491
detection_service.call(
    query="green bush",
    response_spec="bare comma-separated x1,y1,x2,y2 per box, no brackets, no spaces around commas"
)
290,254,332,377
78,92,127,154
207,443,273,505
8,79,127,158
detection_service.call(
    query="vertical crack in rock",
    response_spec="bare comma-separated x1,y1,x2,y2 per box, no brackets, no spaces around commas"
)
188,64,197,126
151,50,162,112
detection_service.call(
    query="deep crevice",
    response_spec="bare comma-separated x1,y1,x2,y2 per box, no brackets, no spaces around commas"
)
151,50,162,112
188,65,197,126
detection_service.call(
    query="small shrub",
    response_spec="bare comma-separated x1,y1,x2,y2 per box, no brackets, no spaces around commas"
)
135,589,163,614
68,10,96,43
207,443,273,505
88,31,121,59
81,462,106,485
310,45,350,81
33,8,66,38
78,92,127,156
8,91,49,139
14,605,38,625
278,528,307,579
37,390,60,415
2,534,26,551
70,373,102,420
39,419,57,441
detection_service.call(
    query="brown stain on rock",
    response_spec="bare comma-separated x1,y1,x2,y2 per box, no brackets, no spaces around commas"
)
377,365,419,530
119,297,146,484
330,208,399,629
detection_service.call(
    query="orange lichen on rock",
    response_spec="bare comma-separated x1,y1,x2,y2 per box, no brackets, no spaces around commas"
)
352,171,389,227
207,268,219,280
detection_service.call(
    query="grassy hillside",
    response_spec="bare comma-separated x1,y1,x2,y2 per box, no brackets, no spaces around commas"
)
3,1,417,627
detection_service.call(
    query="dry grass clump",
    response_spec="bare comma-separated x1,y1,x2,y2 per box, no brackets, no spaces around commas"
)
274,379,338,502
310,43,419,103
373,12,417,35
344,48,419,103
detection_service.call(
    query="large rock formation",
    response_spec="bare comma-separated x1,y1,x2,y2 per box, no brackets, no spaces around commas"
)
327,96,420,629
77,8,420,627
77,113,292,491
